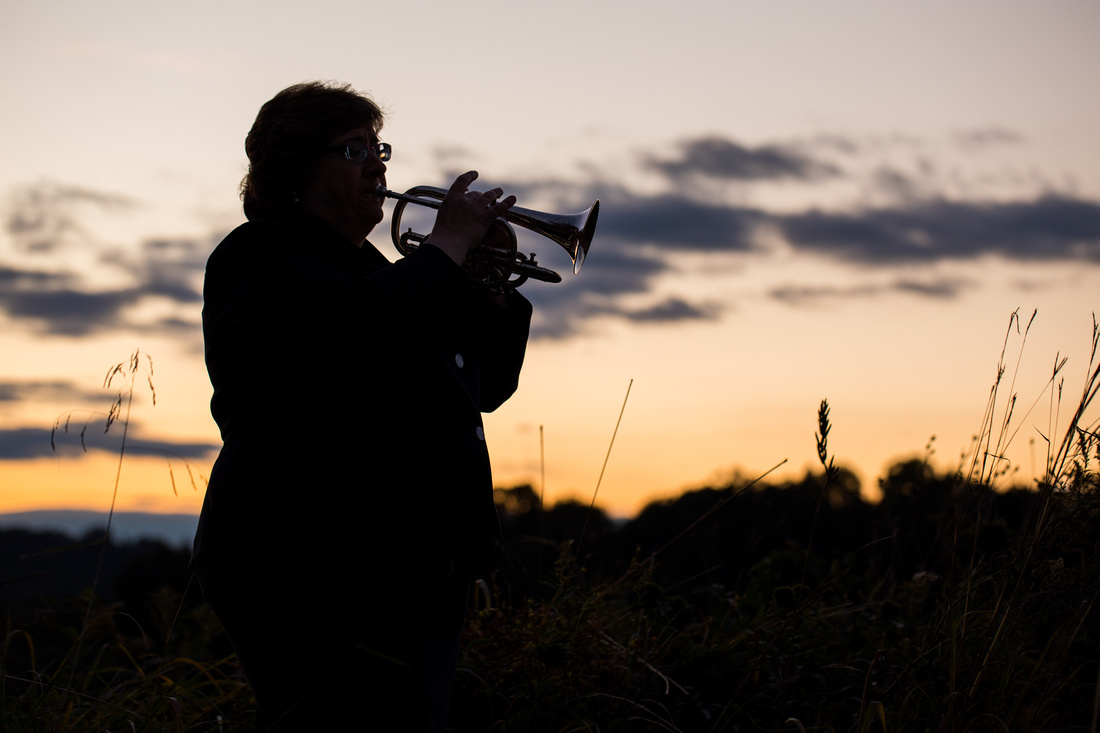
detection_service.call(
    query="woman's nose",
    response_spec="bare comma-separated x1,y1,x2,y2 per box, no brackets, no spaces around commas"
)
364,155,386,176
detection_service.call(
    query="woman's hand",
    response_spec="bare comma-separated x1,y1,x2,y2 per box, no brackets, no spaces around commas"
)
424,171,516,266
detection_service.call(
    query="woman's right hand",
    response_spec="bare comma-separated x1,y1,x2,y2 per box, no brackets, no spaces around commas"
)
424,171,516,266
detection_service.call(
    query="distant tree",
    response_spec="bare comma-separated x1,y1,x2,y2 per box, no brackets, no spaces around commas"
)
491,486,614,601
493,484,542,517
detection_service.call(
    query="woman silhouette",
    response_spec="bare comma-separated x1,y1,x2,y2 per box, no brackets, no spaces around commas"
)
192,81,530,731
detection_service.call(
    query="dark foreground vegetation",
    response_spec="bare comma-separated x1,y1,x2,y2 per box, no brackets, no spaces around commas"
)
3,316,1099,731
4,454,1098,732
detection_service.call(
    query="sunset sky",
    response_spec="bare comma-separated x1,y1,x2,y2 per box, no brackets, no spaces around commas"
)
2,0,1099,520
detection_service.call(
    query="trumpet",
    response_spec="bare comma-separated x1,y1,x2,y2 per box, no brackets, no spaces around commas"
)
377,184,599,292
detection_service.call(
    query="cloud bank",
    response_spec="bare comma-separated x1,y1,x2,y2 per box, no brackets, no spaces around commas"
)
777,196,1100,264
1,182,208,336
500,132,1100,336
0,379,111,404
3,131,1099,343
646,137,841,182
0,426,218,461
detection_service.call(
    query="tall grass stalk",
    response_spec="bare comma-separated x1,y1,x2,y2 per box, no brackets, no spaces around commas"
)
54,350,154,688
948,312,1100,726
578,378,633,551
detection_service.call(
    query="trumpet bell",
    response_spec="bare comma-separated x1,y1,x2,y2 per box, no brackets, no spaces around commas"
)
575,201,598,273
506,199,599,274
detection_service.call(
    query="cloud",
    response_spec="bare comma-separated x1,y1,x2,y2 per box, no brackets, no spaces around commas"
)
777,195,1100,264
481,176,758,339
100,237,207,303
0,182,201,335
0,264,72,290
596,192,762,251
646,136,841,182
517,205,740,339
7,134,1098,345
617,297,723,324
500,177,764,254
0,181,210,336
0,379,108,404
0,426,218,460
523,247,670,340
0,233,206,337
892,279,970,298
0,265,145,336
954,126,1025,150
528,287,724,340
4,181,135,253
871,167,928,202
769,277,972,306
493,166,1100,338
0,266,203,337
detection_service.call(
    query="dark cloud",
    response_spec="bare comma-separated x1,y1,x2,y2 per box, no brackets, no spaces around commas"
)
769,278,972,306
892,279,969,298
777,195,1100,264
871,167,927,202
8,153,1097,346
646,136,841,182
0,264,72,290
144,315,202,334
501,178,763,253
619,297,722,323
769,283,878,305
493,173,1100,337
954,126,1025,150
0,379,108,404
522,257,725,339
482,177,758,339
1,235,206,336
4,181,135,253
100,237,207,303
0,180,210,337
522,249,668,340
597,193,762,251
553,243,668,295
0,268,144,335
0,426,217,460
0,268,202,336
527,293,722,339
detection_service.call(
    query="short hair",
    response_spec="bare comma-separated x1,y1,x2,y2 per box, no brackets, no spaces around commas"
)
240,82,384,220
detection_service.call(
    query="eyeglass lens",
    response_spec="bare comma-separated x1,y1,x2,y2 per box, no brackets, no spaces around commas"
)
345,142,391,162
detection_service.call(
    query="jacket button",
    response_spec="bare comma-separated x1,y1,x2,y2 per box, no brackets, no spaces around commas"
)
475,426,485,441
455,353,465,368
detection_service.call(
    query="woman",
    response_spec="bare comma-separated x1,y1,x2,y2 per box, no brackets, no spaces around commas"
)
192,82,531,731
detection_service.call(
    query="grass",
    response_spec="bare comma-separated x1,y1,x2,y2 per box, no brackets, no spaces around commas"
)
3,315,1099,731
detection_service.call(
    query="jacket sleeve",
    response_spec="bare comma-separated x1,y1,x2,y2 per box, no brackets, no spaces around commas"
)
355,240,532,413
357,243,469,321
476,290,532,412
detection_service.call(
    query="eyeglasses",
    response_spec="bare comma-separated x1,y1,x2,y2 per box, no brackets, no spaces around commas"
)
321,141,392,162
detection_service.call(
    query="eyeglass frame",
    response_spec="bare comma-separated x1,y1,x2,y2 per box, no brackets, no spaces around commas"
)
320,141,391,163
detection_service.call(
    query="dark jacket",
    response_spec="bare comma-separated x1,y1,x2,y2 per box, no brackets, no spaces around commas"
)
192,213,531,582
